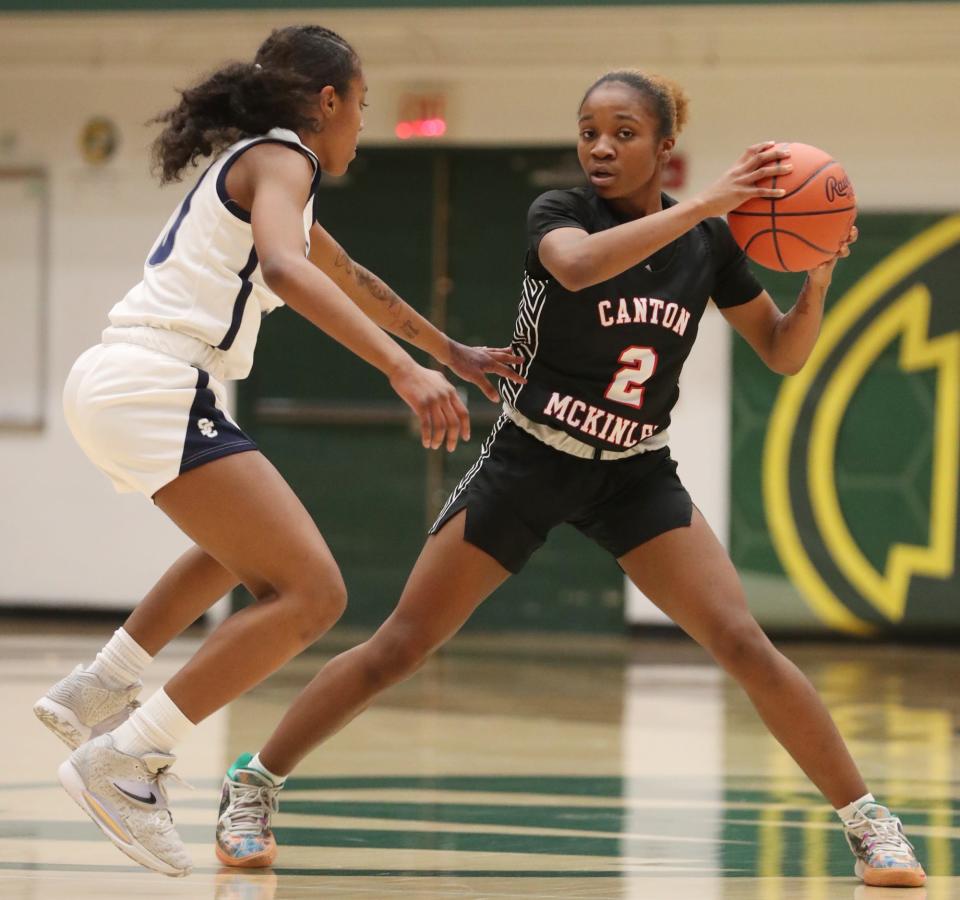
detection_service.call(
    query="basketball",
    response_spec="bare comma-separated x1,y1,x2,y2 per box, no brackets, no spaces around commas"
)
728,142,857,272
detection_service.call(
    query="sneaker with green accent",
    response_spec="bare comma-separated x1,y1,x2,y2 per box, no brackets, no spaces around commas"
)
215,753,281,868
843,802,926,887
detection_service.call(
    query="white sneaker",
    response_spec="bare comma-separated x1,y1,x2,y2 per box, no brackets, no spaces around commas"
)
843,802,926,887
34,665,141,750
58,733,192,877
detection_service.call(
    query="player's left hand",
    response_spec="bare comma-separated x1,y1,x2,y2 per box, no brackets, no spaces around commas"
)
444,341,526,403
808,224,858,286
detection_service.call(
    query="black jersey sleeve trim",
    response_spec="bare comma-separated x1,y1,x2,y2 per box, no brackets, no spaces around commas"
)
216,138,321,223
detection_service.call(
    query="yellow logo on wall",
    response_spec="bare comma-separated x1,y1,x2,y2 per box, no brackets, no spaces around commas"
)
763,217,960,634
79,116,119,165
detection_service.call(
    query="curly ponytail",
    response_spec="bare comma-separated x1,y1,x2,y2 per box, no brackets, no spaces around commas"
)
150,25,360,184
580,70,690,140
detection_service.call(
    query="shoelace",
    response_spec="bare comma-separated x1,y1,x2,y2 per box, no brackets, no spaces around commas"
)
855,816,915,858
149,766,194,825
225,780,281,835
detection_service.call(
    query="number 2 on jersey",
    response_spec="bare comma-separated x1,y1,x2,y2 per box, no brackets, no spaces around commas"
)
604,346,658,409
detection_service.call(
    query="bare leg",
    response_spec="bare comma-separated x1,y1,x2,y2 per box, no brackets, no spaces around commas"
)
150,451,348,724
259,511,510,775
123,545,239,656
618,508,867,808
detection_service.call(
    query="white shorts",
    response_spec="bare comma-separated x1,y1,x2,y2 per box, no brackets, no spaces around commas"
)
63,326,258,498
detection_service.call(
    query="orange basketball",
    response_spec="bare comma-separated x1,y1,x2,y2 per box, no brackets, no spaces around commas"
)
728,142,857,272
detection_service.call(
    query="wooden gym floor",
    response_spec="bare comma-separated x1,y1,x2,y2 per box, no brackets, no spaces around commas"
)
2,620,957,899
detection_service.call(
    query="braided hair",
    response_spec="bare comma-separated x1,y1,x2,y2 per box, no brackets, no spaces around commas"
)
150,25,360,183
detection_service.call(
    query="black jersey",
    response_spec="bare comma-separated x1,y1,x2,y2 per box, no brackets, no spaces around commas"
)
500,187,763,454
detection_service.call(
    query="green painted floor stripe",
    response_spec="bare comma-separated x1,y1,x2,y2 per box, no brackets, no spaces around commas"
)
283,775,631,796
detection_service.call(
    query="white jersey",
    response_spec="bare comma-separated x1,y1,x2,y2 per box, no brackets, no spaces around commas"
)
108,127,320,381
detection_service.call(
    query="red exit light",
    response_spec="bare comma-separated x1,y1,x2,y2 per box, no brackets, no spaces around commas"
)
395,118,447,140
397,92,447,141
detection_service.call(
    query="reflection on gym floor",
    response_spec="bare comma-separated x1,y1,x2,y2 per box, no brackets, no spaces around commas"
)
3,623,957,899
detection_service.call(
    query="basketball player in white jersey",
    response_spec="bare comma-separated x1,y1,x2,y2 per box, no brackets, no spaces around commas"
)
33,25,522,877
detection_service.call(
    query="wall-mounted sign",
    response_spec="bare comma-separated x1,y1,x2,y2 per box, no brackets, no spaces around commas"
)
396,93,447,141
79,116,119,165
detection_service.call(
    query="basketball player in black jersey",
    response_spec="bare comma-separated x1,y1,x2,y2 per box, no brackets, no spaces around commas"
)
217,71,924,887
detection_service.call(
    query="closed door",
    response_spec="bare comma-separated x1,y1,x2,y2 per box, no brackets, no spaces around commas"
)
239,148,624,631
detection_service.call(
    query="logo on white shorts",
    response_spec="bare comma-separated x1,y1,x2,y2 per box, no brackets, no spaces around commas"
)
198,418,218,438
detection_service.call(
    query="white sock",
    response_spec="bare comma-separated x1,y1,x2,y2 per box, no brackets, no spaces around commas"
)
111,688,195,757
87,627,152,690
836,792,876,822
248,752,286,786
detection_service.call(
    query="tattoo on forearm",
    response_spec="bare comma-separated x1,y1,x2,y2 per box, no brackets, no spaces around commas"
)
794,277,814,315
356,265,400,311
771,275,827,372
350,262,420,339
793,276,829,318
334,246,355,278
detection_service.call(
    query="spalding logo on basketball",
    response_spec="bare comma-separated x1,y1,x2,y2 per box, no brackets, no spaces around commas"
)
728,143,857,272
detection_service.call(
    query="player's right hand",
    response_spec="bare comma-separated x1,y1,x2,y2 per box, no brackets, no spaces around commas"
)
389,360,471,452
697,142,793,217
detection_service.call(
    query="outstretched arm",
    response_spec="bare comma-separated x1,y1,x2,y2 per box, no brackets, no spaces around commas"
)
307,221,443,357
308,221,523,402
245,143,467,450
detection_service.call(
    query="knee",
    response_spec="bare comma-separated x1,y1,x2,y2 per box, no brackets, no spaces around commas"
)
709,621,775,680
363,624,435,689
318,576,348,632
306,575,348,642
282,570,348,646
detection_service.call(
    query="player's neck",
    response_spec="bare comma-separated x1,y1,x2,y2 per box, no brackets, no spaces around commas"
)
603,180,663,221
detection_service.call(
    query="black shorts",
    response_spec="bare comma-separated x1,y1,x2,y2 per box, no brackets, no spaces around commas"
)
429,417,693,573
